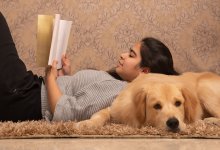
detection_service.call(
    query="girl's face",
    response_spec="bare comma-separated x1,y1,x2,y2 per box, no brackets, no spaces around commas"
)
116,42,147,82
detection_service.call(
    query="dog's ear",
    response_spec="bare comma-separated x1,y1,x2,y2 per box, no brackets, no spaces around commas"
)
133,88,147,126
181,88,198,123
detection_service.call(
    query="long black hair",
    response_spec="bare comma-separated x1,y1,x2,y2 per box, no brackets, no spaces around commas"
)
108,37,179,80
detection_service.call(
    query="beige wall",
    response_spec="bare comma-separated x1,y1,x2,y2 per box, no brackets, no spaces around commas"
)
1,0,220,76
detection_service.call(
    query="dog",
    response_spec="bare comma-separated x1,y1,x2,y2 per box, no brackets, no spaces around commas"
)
76,72,220,132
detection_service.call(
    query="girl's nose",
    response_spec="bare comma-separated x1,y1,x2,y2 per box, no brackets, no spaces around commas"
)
120,52,128,59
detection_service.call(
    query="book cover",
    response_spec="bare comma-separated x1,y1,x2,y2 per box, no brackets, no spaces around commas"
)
37,14,72,69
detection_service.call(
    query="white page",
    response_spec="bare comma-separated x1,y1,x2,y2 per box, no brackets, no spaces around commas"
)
56,20,72,69
48,14,60,66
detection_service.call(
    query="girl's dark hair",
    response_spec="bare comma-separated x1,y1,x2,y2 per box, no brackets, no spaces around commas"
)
107,37,179,80
140,37,178,75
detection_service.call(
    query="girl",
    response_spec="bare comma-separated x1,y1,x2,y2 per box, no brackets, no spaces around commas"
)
0,12,178,122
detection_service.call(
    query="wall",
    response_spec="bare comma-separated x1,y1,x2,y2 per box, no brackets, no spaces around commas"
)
1,0,220,76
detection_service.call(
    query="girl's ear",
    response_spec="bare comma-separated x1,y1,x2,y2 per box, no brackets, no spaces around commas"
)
142,67,150,74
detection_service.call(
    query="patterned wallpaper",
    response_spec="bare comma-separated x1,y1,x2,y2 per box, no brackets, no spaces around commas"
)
1,0,220,76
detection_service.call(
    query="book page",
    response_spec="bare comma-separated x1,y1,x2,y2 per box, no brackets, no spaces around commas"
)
56,20,72,69
48,14,60,66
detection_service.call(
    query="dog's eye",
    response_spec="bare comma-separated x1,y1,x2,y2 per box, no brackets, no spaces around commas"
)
175,101,181,107
153,103,162,110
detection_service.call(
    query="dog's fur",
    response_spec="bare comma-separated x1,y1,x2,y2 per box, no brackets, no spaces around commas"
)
76,72,220,132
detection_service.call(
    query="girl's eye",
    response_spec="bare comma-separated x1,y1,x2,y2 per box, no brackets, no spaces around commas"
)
129,52,135,57
129,48,136,57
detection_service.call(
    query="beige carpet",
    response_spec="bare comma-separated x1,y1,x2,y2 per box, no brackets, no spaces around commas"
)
1,118,220,139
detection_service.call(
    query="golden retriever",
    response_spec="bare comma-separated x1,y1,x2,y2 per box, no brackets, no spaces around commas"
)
76,72,220,132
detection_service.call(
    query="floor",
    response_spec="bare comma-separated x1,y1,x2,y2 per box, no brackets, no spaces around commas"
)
0,138,219,150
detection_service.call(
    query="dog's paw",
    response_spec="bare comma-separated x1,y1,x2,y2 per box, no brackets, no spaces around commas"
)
75,120,98,129
204,117,220,126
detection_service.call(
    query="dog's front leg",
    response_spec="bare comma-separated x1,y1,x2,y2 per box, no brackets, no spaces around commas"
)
204,117,220,127
76,107,111,128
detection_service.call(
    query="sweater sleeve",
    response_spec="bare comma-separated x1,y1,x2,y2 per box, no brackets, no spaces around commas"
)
52,95,81,121
41,70,92,120
51,70,127,121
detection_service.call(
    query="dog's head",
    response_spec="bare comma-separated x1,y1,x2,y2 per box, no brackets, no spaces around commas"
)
133,82,200,132
111,77,200,132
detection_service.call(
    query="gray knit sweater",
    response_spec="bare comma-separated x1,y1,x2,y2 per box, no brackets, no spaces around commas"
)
41,69,127,121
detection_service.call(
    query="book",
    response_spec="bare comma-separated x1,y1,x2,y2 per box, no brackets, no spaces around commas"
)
36,14,72,69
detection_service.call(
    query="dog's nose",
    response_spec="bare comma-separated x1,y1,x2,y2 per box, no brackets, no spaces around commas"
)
166,117,179,130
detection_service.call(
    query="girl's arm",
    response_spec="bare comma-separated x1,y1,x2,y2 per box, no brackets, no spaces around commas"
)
45,60,62,114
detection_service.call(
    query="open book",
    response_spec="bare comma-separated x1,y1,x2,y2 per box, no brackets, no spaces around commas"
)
36,14,72,69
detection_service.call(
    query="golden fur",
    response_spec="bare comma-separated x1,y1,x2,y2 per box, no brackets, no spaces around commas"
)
76,72,220,132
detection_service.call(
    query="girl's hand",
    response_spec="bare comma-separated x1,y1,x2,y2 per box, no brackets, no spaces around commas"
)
58,54,72,76
45,60,58,81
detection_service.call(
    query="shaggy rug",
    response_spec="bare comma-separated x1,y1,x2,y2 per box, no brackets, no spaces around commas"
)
1,118,220,139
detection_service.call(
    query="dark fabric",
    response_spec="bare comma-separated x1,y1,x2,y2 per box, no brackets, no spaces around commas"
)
0,12,42,121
